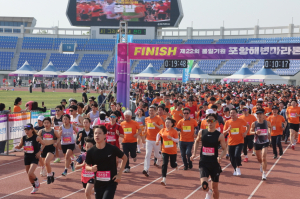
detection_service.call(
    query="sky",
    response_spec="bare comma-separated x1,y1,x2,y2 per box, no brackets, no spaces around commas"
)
0,0,300,29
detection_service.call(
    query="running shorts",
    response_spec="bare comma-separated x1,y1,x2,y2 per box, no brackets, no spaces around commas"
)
199,161,222,182
82,179,94,189
41,145,55,158
289,123,299,132
61,144,75,154
254,142,269,151
24,155,39,165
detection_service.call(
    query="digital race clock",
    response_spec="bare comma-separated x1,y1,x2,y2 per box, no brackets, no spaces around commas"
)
99,28,146,35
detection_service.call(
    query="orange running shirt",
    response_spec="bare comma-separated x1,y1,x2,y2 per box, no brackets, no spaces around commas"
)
267,115,285,136
120,120,140,143
159,128,178,154
286,107,300,124
145,116,163,141
239,114,257,135
176,118,198,142
224,118,247,146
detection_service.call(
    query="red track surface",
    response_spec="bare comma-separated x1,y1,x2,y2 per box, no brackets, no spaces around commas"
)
0,141,299,199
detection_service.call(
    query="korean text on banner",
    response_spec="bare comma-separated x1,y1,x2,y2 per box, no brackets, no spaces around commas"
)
182,60,194,83
128,43,300,60
8,112,31,140
0,114,8,142
31,110,51,128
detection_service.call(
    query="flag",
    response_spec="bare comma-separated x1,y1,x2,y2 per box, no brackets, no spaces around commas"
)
182,60,194,83
82,77,86,85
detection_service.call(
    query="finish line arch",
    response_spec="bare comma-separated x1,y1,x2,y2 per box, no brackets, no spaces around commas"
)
117,43,300,108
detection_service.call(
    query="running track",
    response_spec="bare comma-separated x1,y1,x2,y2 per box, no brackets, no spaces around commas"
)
1,142,300,199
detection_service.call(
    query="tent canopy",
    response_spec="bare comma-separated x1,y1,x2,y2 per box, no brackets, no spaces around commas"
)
190,63,212,80
58,62,85,78
34,61,61,77
244,67,288,84
224,63,254,82
134,64,160,80
154,68,182,80
83,63,113,78
9,61,37,76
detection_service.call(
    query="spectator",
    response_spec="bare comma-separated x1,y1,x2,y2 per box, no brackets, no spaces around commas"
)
13,97,27,113
0,103,10,154
97,90,106,108
25,101,46,112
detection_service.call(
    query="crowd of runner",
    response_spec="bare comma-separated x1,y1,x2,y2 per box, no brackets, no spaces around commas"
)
6,81,300,199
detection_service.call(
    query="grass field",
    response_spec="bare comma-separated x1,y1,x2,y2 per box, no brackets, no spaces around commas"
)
0,90,99,110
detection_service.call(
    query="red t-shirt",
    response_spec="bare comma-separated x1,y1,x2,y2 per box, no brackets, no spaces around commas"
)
105,123,124,148
185,105,197,119
157,5,168,14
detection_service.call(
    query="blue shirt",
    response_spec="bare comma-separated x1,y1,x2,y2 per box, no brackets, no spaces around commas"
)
145,111,149,117
97,94,106,106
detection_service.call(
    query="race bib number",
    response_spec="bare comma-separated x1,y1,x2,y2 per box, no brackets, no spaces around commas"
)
290,113,296,118
164,140,174,148
272,126,276,131
24,141,34,153
190,114,194,119
202,146,215,156
96,171,111,181
231,128,239,135
43,133,53,140
63,137,71,143
183,126,191,132
259,129,268,136
82,168,94,178
148,123,155,129
124,128,132,134
107,135,116,142
54,126,60,131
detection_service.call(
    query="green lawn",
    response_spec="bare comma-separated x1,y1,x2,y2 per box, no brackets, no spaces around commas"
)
0,90,99,110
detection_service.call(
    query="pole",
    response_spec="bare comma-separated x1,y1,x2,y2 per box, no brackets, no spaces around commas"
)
99,81,118,109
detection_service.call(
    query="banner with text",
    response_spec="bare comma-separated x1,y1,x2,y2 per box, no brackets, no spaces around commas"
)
31,110,51,128
0,114,8,142
128,43,300,60
8,112,31,140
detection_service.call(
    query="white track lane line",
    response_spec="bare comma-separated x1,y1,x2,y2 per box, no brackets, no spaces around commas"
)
121,156,200,199
247,144,290,199
184,162,231,199
0,170,80,199
0,159,22,167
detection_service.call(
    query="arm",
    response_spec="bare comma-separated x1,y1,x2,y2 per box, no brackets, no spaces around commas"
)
243,123,250,138
54,128,62,147
14,137,24,149
191,130,202,161
113,154,128,183
267,121,272,140
218,134,227,163
134,127,142,138
155,133,161,145
249,122,256,135
75,161,85,169
78,116,84,128
73,125,78,134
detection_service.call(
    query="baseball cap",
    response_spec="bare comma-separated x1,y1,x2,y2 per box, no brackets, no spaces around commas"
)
258,98,263,101
272,106,279,110
37,115,45,121
24,123,33,130
256,109,265,114
203,102,209,106
206,109,216,115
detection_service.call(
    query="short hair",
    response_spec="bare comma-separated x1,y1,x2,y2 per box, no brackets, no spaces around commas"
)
206,113,218,120
0,103,5,111
63,114,71,120
83,117,91,123
149,105,156,110
177,102,183,106
43,117,52,124
91,102,98,108
157,105,165,111
230,108,238,113
165,117,176,127
71,99,78,104
84,137,95,145
291,99,298,103
56,105,63,110
211,105,218,109
69,105,78,110
94,125,107,134
77,103,84,108
183,108,191,113
124,110,132,116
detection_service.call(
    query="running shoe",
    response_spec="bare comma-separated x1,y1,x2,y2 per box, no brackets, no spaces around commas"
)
244,158,248,162
136,151,141,153
188,162,193,169
53,158,60,163
183,166,188,170
155,158,160,167
51,172,55,183
133,157,137,162
123,168,130,173
291,145,295,150
161,177,166,186
262,173,267,180
252,152,256,156
70,162,75,172
233,170,237,176
31,187,39,194
142,170,149,177
260,164,263,173
236,168,241,176
62,169,68,176
35,178,40,189
273,155,277,159
47,176,51,184
248,148,252,152
40,166,46,177
226,154,229,159
205,189,213,199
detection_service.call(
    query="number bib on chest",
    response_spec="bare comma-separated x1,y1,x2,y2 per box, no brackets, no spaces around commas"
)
290,113,296,118
63,137,72,143
259,129,268,136
96,171,111,181
272,126,276,131
164,140,174,148
124,128,132,134
82,168,94,178
43,133,53,140
231,128,239,135
107,135,116,142
202,146,215,156
24,141,34,153
183,126,191,132
148,123,155,129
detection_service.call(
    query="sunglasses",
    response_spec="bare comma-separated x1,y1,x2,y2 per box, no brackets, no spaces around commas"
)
110,115,117,119
69,110,74,112
55,109,60,112
243,109,248,111
207,119,216,123
183,112,190,115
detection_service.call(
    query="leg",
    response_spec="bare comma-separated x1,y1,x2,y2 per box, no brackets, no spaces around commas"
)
179,141,188,167
212,182,219,199
271,136,277,156
261,146,268,172
153,140,161,165
161,153,169,178
102,182,117,199
277,135,283,155
248,135,254,152
85,182,94,199
27,164,38,184
65,149,73,169
290,129,296,145
129,142,137,159
243,137,248,156
186,142,194,168
122,143,130,169
169,154,178,169
144,140,154,171
45,153,54,173
228,145,237,170
256,149,262,164
235,144,244,168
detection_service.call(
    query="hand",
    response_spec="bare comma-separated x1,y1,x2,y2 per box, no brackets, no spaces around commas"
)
116,130,120,136
112,173,122,183
155,141,159,146
35,151,41,159
217,157,221,164
167,135,172,139
152,122,156,126
256,130,261,135
194,134,197,138
53,143,57,148
91,165,98,172
190,155,195,162
15,145,20,149
133,134,138,138
227,125,232,132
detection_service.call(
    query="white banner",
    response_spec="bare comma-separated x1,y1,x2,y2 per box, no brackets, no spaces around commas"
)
8,112,31,139
0,114,8,141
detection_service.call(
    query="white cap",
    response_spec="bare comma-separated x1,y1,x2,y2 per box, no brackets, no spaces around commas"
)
258,98,263,101
37,115,45,121
206,109,216,115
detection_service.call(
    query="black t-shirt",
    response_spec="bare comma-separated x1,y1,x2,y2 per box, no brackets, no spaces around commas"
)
34,125,44,131
85,143,124,187
82,92,88,103
200,129,220,163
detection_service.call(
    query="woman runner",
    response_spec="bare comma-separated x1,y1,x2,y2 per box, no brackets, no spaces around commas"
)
87,102,99,127
15,123,45,194
135,109,146,153
77,118,94,153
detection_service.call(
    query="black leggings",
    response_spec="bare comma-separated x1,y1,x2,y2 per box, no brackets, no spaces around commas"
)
243,135,254,156
95,182,118,199
122,142,137,169
228,144,244,170
271,135,283,156
162,153,177,177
